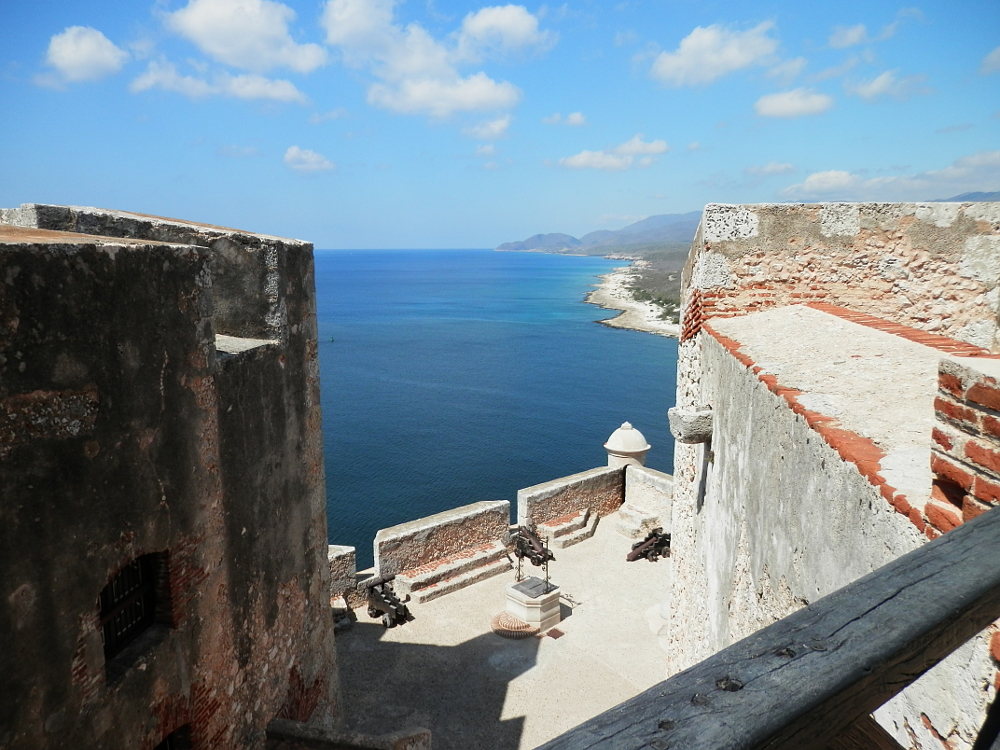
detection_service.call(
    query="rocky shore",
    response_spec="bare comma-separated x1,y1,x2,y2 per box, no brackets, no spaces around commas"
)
585,262,680,338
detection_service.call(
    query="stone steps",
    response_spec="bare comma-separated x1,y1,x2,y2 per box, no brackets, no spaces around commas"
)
615,503,660,539
405,557,513,604
538,509,600,549
394,540,512,603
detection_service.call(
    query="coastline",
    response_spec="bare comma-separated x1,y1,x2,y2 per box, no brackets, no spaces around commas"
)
585,262,680,338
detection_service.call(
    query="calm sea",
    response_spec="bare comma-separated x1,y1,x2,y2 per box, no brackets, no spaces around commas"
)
315,249,677,568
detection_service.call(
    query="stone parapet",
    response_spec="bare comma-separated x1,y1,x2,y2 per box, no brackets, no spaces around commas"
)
516,466,625,528
374,500,510,579
327,546,357,601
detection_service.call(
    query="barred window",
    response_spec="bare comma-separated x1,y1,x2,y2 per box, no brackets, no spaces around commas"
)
98,553,164,662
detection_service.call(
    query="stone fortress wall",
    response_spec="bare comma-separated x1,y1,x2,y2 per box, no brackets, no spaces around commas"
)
671,201,1000,749
0,205,337,749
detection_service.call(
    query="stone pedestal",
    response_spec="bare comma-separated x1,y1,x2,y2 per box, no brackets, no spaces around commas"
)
506,576,561,632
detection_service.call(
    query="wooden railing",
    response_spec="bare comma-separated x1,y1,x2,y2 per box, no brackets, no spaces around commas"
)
537,506,1000,750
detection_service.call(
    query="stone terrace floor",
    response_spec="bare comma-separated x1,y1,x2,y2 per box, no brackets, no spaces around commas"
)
336,514,672,750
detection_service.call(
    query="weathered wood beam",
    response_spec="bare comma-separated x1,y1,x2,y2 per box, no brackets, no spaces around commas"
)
536,507,1000,750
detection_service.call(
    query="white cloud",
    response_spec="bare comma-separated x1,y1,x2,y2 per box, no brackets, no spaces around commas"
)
746,161,795,175
130,59,307,102
651,21,777,86
614,30,638,47
767,57,806,84
309,107,349,123
165,0,327,73
687,141,700,151
781,151,1000,200
846,69,929,101
559,150,633,171
614,134,668,155
463,115,511,139
543,111,585,125
813,55,860,82
284,145,335,172
454,5,555,62
44,26,129,83
321,0,548,117
981,46,1000,75
367,74,518,116
558,134,667,170
475,144,496,156
755,88,833,117
829,24,868,49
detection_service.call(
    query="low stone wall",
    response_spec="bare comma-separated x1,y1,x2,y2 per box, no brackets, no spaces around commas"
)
517,466,625,527
327,546,357,600
374,501,510,578
624,465,674,530
681,202,1000,352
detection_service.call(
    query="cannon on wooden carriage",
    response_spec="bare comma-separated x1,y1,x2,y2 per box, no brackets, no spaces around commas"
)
626,527,671,562
360,574,409,628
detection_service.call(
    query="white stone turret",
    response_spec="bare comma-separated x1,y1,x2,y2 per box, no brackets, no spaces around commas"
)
604,422,651,468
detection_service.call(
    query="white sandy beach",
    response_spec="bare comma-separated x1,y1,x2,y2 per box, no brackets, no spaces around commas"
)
585,263,680,338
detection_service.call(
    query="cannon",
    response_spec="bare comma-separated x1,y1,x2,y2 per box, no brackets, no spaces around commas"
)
510,525,555,567
360,574,410,628
507,525,555,587
626,527,671,562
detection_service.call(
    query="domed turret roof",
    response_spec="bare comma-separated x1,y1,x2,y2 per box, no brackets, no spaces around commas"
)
604,422,651,454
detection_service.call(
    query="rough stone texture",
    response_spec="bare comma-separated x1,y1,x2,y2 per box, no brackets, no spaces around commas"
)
623,465,673,532
666,405,713,444
0,211,337,749
671,201,1000,750
1,203,306,342
516,466,625,527
328,546,357,601
682,202,1000,352
374,500,509,578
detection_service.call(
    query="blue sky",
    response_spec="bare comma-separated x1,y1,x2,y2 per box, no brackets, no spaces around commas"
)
1,0,998,248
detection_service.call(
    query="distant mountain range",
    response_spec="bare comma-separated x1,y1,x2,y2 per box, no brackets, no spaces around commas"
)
935,191,1000,202
497,193,999,255
496,211,700,255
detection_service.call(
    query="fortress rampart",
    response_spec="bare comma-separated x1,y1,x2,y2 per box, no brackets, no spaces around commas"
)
671,201,1000,749
0,207,337,749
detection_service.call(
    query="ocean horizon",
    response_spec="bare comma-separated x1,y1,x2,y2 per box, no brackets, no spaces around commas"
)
315,249,677,568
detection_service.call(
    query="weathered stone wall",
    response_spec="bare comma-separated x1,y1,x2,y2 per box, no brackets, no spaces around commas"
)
670,201,1000,749
327,546,357,600
516,466,625,527
682,202,1000,351
623,465,673,531
374,501,510,578
0,203,305,342
0,211,337,749
667,332,926,669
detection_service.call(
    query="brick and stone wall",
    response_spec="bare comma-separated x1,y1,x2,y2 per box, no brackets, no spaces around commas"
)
516,466,625,527
0,207,338,749
374,501,510,578
670,201,1000,750
929,358,1000,532
681,202,1000,351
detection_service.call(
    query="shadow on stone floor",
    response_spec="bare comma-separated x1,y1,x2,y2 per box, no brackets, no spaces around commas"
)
337,621,540,750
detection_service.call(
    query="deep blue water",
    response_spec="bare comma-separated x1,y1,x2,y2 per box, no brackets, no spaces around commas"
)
315,250,677,568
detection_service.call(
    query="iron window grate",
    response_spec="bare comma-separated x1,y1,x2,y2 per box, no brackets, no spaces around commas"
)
98,554,157,661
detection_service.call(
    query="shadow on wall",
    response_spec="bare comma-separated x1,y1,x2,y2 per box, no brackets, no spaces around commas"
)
337,623,538,750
